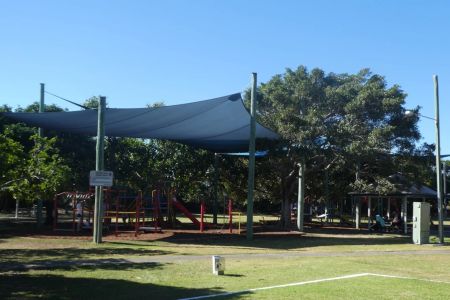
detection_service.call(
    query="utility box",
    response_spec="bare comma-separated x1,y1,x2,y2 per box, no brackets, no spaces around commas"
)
412,202,430,244
212,256,225,275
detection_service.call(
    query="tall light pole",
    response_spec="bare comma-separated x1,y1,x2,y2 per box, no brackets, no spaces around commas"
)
405,74,444,244
433,75,444,244
37,83,45,228
93,96,106,244
297,161,305,231
246,73,257,240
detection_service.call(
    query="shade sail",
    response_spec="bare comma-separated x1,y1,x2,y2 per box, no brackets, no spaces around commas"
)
4,93,279,152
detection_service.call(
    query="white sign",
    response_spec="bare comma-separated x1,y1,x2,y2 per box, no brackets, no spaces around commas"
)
89,171,114,187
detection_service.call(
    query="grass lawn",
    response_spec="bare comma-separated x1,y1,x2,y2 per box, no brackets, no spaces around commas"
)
0,234,439,265
1,230,448,264
237,276,450,300
2,253,450,299
1,220,449,299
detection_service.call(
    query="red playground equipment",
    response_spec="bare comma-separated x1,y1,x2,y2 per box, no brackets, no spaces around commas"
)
52,191,94,232
52,187,236,236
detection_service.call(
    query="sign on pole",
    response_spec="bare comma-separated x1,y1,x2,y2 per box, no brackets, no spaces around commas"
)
89,171,113,187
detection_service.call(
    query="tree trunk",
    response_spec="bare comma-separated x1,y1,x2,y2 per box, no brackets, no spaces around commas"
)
15,198,19,218
279,165,300,230
281,197,291,229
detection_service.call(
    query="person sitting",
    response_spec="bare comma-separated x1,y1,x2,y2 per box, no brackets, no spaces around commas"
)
375,214,391,232
391,211,402,232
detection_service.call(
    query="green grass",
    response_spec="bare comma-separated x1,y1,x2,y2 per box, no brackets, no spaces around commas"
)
1,219,450,299
1,232,449,266
2,253,450,299
238,277,450,300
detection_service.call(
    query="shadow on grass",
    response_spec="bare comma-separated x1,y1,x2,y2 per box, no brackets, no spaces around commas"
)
0,218,42,239
151,231,411,251
0,247,174,272
223,274,244,277
0,218,414,251
0,247,171,259
0,259,165,272
0,273,230,300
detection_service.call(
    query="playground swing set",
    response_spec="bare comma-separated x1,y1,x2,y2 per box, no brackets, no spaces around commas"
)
52,187,238,236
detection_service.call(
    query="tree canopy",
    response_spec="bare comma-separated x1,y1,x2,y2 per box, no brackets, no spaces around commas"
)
249,66,431,227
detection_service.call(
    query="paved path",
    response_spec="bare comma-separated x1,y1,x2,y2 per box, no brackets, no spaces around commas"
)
2,249,450,272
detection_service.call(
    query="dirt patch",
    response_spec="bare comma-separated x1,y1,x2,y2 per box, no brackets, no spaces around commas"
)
1,217,406,244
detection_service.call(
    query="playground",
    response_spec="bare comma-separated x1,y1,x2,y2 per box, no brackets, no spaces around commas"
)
2,28,450,300
2,163,450,299
50,186,245,237
2,85,450,299
3,1,450,299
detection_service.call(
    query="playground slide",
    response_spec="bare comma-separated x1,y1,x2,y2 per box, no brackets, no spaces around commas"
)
172,200,200,226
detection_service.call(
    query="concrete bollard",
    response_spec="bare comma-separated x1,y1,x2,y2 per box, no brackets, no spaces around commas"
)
212,255,225,275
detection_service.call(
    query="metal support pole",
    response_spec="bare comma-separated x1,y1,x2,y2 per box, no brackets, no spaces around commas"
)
38,83,45,136
93,96,106,244
403,197,408,234
355,197,360,229
434,75,444,244
213,153,219,224
246,73,257,240
355,164,360,230
368,196,371,230
53,195,57,231
72,194,76,233
135,192,141,237
444,163,447,218
387,198,391,219
228,199,233,233
297,161,305,231
324,169,330,220
36,83,45,227
401,198,404,219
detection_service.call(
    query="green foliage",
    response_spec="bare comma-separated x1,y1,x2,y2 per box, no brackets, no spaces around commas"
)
7,135,70,203
0,133,25,191
16,102,66,113
105,137,157,191
1,103,72,203
149,140,214,202
246,66,426,225
82,96,102,109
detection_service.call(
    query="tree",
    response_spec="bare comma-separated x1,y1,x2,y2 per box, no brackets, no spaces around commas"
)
0,134,24,188
153,140,214,203
251,66,423,228
0,132,26,215
17,101,95,190
1,133,69,220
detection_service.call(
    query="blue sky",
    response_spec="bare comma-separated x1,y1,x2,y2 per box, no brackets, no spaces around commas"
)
1,0,449,153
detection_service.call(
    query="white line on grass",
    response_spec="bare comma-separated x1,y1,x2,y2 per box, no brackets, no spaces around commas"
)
178,272,450,300
368,273,450,285
178,273,371,300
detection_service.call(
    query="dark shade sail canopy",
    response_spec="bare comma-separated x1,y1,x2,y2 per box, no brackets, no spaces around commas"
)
4,93,279,153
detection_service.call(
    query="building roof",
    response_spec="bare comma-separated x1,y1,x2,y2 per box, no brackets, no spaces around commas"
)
349,173,437,198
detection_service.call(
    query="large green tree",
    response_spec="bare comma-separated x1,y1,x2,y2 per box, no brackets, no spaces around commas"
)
1,102,83,216
252,66,424,228
4,134,70,218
